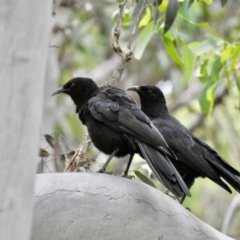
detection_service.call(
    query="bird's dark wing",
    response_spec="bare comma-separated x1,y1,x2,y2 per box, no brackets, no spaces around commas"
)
88,87,190,197
153,115,240,193
195,137,240,176
88,87,173,156
152,116,215,172
88,97,119,122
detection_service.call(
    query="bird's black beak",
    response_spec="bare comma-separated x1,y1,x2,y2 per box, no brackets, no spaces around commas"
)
51,87,67,96
126,86,141,93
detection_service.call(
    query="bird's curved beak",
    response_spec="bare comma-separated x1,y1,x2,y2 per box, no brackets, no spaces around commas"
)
126,86,141,93
51,87,67,96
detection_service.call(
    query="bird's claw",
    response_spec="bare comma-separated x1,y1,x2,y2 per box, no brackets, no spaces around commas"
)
120,174,135,179
163,190,179,201
97,169,114,175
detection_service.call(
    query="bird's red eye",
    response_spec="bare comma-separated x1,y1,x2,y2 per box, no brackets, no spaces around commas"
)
147,89,152,94
70,83,75,88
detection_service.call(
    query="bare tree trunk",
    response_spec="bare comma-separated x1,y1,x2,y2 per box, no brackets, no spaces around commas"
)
0,1,52,239
222,194,240,235
31,173,233,240
39,7,70,173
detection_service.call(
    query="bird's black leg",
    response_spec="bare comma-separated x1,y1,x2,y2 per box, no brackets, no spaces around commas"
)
164,189,169,194
163,189,178,200
97,148,119,174
120,153,135,179
179,194,191,211
179,194,186,204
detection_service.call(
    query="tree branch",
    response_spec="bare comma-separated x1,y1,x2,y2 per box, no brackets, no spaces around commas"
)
64,132,92,172
107,0,148,86
111,0,128,57
31,173,233,240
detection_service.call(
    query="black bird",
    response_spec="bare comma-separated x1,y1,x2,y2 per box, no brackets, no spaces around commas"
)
127,84,240,202
52,77,191,198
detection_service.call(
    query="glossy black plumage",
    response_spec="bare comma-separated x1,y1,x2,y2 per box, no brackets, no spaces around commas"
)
127,84,240,201
52,77,191,198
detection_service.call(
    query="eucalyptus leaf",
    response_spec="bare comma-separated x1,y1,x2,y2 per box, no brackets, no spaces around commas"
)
139,7,151,27
220,45,232,64
210,57,222,83
44,134,55,149
134,21,154,60
199,59,209,83
132,0,145,23
203,0,212,4
58,135,71,161
188,0,194,8
178,14,209,28
59,135,71,152
154,0,163,6
163,0,178,34
163,32,183,66
236,76,240,92
182,45,195,82
230,46,240,72
220,0,227,7
199,82,217,113
134,170,156,188
39,148,50,158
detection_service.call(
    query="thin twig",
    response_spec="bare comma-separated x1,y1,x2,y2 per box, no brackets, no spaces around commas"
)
107,0,149,86
64,132,92,172
112,0,128,55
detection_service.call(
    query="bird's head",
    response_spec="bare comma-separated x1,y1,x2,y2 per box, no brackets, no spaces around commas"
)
52,77,98,105
127,85,166,103
127,85,168,117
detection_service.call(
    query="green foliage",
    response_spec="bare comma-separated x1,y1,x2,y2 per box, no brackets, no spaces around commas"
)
182,44,196,82
112,8,131,27
135,21,155,59
220,0,228,7
134,170,157,188
199,81,217,113
44,134,55,148
138,7,151,27
131,0,239,115
58,135,71,153
163,0,179,34
162,32,183,66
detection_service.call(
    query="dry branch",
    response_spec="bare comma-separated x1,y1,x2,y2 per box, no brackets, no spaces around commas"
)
107,0,148,86
64,132,92,172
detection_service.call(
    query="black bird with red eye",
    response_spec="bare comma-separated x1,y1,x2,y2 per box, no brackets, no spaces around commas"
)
52,77,191,199
70,83,75,88
127,84,240,203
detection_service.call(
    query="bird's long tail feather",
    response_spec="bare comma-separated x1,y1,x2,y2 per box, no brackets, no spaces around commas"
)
138,142,191,198
209,161,240,193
